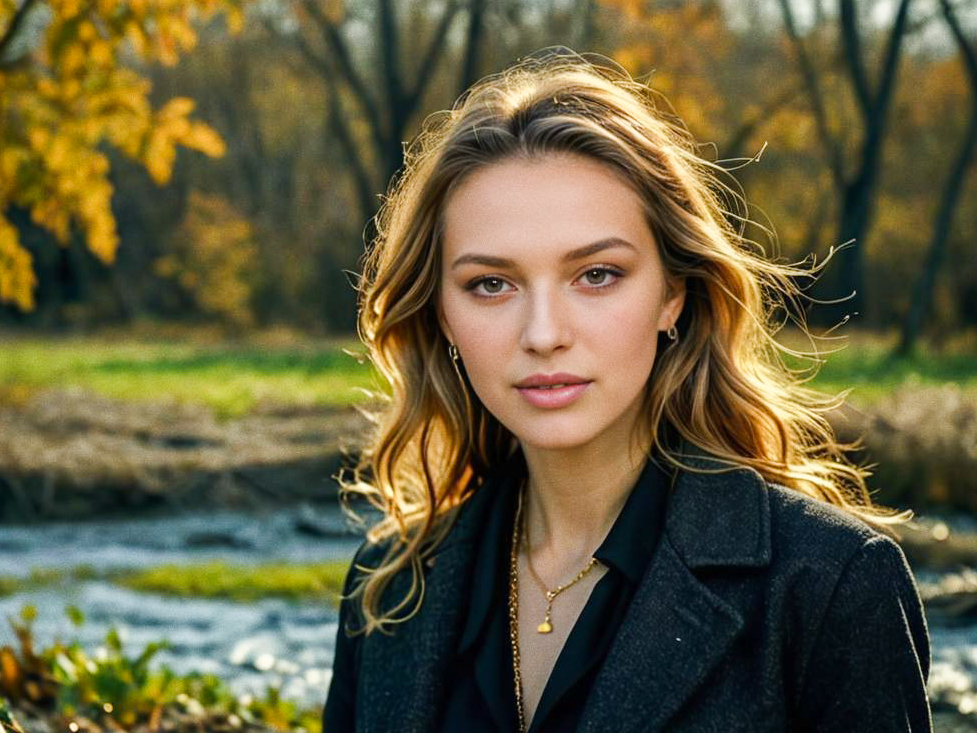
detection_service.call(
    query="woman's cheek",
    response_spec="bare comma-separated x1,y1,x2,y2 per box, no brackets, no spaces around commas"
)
582,294,656,340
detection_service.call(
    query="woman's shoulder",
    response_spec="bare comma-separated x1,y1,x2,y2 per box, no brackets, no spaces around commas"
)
760,480,931,721
342,531,400,592
673,441,912,579
765,479,882,539
760,478,916,587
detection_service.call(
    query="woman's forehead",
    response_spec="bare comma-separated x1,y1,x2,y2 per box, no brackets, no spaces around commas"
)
440,155,655,263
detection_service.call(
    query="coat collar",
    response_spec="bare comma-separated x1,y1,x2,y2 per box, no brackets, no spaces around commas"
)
358,439,772,733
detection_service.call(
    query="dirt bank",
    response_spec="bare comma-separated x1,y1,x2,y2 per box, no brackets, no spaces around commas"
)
0,389,371,522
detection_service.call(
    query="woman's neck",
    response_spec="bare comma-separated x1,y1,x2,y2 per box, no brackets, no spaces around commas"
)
519,427,652,568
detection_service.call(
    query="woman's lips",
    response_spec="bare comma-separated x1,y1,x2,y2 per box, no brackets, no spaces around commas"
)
516,382,591,408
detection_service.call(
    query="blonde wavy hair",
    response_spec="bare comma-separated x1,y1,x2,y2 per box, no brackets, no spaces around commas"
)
340,50,911,636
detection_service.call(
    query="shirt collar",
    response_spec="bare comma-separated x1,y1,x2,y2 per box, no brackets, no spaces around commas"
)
591,454,673,584
455,449,673,655
456,451,524,655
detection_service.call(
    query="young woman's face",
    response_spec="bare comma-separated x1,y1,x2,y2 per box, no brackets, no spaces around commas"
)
437,153,685,452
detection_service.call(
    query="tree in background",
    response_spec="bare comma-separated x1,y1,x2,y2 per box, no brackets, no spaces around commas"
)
604,0,835,331
778,0,913,327
275,0,488,231
608,0,976,339
248,0,604,329
897,0,977,354
0,0,245,311
154,190,258,328
271,0,606,232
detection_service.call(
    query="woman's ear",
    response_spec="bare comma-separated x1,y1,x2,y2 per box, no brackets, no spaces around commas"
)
436,299,455,344
661,276,686,330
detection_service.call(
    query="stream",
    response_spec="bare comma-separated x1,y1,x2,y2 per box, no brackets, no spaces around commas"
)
1,506,977,723
0,504,366,712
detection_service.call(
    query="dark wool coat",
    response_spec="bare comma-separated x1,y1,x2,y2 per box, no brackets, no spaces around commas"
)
322,444,933,732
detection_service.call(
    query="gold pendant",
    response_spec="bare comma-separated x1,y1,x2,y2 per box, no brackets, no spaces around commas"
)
537,620,552,633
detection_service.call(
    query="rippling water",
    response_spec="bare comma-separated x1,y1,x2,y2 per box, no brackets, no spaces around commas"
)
0,504,366,711
0,504,365,576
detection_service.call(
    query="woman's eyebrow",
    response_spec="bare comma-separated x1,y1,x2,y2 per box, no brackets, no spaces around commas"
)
450,237,637,270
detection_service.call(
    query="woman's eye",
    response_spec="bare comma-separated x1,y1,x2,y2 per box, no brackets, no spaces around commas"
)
467,277,512,297
580,267,621,287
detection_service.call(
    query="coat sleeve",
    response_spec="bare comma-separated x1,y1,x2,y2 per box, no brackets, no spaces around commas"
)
321,550,365,733
794,535,933,731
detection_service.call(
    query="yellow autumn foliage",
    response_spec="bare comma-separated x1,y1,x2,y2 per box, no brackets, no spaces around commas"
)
0,219,36,311
154,191,258,327
0,0,245,311
607,2,735,145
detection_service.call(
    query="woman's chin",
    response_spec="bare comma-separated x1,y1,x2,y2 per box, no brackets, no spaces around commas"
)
511,423,609,453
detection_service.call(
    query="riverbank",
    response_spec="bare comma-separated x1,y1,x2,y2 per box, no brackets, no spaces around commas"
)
0,388,373,522
0,503,366,733
3,328,977,730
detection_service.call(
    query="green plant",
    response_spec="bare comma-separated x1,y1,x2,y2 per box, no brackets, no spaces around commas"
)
0,697,26,733
0,604,322,732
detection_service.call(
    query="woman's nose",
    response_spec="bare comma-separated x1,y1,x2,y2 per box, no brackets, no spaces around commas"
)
518,286,572,356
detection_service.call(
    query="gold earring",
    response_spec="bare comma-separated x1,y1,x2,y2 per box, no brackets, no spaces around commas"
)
666,325,678,341
448,342,468,389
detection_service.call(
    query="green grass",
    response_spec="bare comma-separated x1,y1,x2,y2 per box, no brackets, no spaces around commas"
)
0,560,351,606
0,566,100,597
0,330,380,416
113,560,350,604
775,329,977,404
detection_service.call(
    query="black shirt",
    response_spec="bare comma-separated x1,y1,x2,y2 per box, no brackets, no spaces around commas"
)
438,451,674,732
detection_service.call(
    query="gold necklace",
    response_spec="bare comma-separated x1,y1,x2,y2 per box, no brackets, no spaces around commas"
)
522,516,598,634
508,482,599,732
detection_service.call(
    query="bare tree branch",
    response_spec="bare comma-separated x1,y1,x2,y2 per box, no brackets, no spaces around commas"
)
871,0,913,129
458,0,487,98
942,0,977,83
268,15,377,224
839,0,873,115
724,44,853,159
896,0,977,355
904,0,977,37
378,0,403,114
325,78,380,228
721,82,806,160
573,0,596,50
777,0,846,190
409,0,463,107
302,0,386,150
293,26,335,79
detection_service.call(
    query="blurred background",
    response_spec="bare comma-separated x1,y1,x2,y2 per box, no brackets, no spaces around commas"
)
1,0,976,731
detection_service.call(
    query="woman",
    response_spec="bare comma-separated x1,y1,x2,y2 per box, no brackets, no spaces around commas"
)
322,51,932,732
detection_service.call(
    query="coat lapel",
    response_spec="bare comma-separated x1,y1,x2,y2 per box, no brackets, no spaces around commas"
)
577,444,772,733
359,443,772,733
